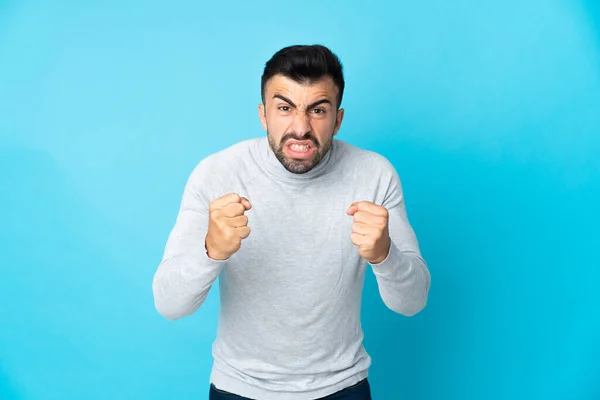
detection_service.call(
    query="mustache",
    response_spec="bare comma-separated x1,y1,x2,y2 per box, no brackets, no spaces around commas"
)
281,132,320,147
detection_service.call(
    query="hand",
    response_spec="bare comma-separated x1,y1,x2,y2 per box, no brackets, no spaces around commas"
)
205,193,252,260
346,201,391,264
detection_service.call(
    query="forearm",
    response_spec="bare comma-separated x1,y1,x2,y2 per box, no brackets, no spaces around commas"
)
152,250,225,320
152,158,229,320
370,241,430,316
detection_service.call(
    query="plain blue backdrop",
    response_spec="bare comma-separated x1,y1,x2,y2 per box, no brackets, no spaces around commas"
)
1,1,599,399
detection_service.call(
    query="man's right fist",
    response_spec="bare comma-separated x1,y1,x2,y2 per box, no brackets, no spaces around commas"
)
205,193,252,260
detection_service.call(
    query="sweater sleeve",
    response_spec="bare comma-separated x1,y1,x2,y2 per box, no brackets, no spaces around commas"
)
369,163,431,316
152,160,227,320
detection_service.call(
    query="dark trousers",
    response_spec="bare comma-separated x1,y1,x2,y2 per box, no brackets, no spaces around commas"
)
209,378,372,400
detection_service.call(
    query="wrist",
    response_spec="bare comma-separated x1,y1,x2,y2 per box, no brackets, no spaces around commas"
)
370,239,391,265
205,236,229,261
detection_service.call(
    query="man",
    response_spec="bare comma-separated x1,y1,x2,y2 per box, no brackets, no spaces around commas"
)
152,44,431,400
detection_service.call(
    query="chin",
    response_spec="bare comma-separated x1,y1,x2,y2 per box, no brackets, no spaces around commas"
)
282,159,317,174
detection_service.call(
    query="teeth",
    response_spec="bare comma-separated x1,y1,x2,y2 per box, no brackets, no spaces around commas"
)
291,144,309,152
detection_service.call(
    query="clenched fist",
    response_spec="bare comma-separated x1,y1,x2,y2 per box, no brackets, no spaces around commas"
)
205,193,252,260
346,201,391,264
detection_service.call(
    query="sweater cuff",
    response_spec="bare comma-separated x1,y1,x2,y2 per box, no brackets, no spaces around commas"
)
203,240,230,264
203,250,229,264
369,241,405,271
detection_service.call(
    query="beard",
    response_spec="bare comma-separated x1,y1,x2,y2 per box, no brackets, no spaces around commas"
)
267,130,334,174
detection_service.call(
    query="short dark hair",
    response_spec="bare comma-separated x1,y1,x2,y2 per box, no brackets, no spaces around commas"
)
261,44,345,109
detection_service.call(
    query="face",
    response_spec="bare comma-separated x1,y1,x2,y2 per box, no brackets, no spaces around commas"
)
258,74,345,174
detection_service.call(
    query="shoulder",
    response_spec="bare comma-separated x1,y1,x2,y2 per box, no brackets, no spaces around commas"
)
179,138,260,205
200,137,259,168
334,139,404,206
334,138,399,178
187,137,260,182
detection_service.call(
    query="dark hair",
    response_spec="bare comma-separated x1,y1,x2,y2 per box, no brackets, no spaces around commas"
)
261,44,345,109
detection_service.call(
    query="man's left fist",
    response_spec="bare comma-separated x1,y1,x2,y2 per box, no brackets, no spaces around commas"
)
346,201,391,264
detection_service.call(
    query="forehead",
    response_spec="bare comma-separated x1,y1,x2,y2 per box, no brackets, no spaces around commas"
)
265,74,338,102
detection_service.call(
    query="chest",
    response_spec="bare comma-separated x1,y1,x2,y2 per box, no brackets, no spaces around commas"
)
217,175,379,283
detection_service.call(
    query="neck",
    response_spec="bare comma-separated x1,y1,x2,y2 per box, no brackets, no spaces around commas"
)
256,136,337,182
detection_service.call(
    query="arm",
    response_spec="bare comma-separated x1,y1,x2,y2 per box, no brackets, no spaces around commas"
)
152,161,226,320
370,166,431,316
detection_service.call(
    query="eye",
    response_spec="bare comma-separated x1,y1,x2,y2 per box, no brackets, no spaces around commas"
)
311,108,325,114
278,106,291,112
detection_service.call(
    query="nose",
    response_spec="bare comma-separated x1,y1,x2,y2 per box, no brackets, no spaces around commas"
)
290,111,311,136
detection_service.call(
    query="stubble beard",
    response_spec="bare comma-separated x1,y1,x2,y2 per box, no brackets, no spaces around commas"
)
267,129,333,174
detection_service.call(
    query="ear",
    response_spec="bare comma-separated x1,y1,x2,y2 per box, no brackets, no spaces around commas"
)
333,108,345,136
258,103,267,132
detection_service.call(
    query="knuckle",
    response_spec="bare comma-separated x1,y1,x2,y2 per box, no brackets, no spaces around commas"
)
224,229,235,242
214,215,226,228
224,192,239,203
240,227,250,239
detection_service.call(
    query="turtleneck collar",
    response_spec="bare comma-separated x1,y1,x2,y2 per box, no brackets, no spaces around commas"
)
254,135,338,183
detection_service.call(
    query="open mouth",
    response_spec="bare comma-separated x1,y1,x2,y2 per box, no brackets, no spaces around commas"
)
286,141,315,159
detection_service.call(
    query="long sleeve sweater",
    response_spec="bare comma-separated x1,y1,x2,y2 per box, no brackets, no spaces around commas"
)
152,136,430,400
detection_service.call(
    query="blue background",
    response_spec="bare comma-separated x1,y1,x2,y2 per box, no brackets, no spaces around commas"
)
1,1,599,399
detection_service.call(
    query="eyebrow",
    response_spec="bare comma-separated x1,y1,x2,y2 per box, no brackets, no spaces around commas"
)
273,94,332,109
